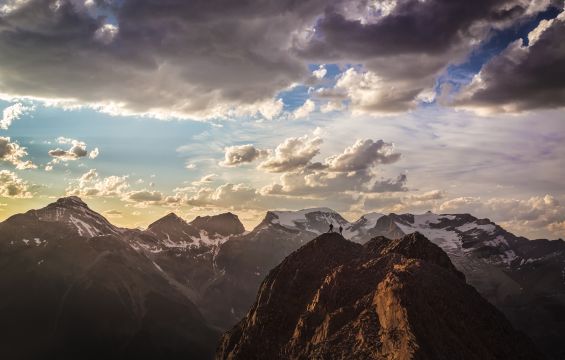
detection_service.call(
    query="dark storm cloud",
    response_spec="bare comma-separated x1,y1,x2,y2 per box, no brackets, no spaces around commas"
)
300,0,535,59
298,0,561,113
0,0,561,117
455,12,565,112
0,0,324,117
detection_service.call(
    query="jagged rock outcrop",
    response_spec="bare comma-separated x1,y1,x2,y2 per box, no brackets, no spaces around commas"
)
217,232,544,360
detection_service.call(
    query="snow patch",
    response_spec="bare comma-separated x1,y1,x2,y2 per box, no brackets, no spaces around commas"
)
458,222,496,234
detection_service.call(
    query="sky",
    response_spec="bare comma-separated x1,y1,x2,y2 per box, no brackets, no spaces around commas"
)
0,0,564,239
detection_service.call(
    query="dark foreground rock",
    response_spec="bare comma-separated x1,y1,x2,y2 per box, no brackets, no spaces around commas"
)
217,232,544,360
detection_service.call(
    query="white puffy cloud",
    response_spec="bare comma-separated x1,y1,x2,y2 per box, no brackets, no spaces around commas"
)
220,144,268,167
333,68,422,114
320,100,345,113
1,103,32,130
260,136,405,198
292,99,316,119
0,170,32,198
258,134,323,173
325,139,401,171
312,65,327,79
0,136,36,169
66,169,129,197
185,183,258,209
89,147,99,159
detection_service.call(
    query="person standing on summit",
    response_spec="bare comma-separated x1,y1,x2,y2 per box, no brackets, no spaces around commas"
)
328,223,334,233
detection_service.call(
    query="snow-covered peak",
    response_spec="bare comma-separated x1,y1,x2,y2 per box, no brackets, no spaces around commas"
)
30,197,120,238
351,212,384,229
264,208,349,234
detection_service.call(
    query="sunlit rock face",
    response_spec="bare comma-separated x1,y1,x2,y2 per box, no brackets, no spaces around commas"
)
217,232,543,360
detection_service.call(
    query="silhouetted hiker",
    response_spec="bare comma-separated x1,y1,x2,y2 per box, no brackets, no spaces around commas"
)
328,223,334,233
339,225,343,235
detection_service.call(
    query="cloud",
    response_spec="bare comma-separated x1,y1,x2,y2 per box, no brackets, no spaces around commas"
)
439,194,565,238
66,169,129,197
295,0,554,113
89,147,99,159
258,134,323,173
362,189,445,212
455,11,565,113
325,139,401,171
104,209,123,218
334,68,422,114
0,170,32,198
0,136,36,169
0,0,312,119
408,190,445,202
220,144,268,167
260,137,405,197
185,183,258,209
0,0,557,117
320,100,345,113
1,103,32,130
191,173,217,186
94,23,119,45
48,138,98,162
292,99,316,119
125,190,164,203
312,65,327,79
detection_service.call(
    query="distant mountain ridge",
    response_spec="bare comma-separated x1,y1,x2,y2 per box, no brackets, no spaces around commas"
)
0,197,220,360
0,198,564,358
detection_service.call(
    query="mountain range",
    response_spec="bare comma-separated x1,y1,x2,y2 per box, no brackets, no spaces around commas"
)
0,197,563,359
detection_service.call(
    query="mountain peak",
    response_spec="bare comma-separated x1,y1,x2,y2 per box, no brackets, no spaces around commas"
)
14,196,120,239
148,212,187,228
190,212,245,237
257,208,349,235
54,196,88,208
218,231,544,359
365,232,465,280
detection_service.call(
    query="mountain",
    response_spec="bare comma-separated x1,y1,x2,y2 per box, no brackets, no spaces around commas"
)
0,199,563,358
0,197,219,359
146,212,200,245
211,208,565,359
217,232,544,360
360,212,565,359
190,212,245,238
139,212,246,326
208,208,349,327
27,196,123,238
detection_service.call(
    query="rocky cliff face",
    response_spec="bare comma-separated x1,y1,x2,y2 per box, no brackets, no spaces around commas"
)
217,233,544,360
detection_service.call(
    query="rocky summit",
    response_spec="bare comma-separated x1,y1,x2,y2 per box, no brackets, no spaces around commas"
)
217,232,544,360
